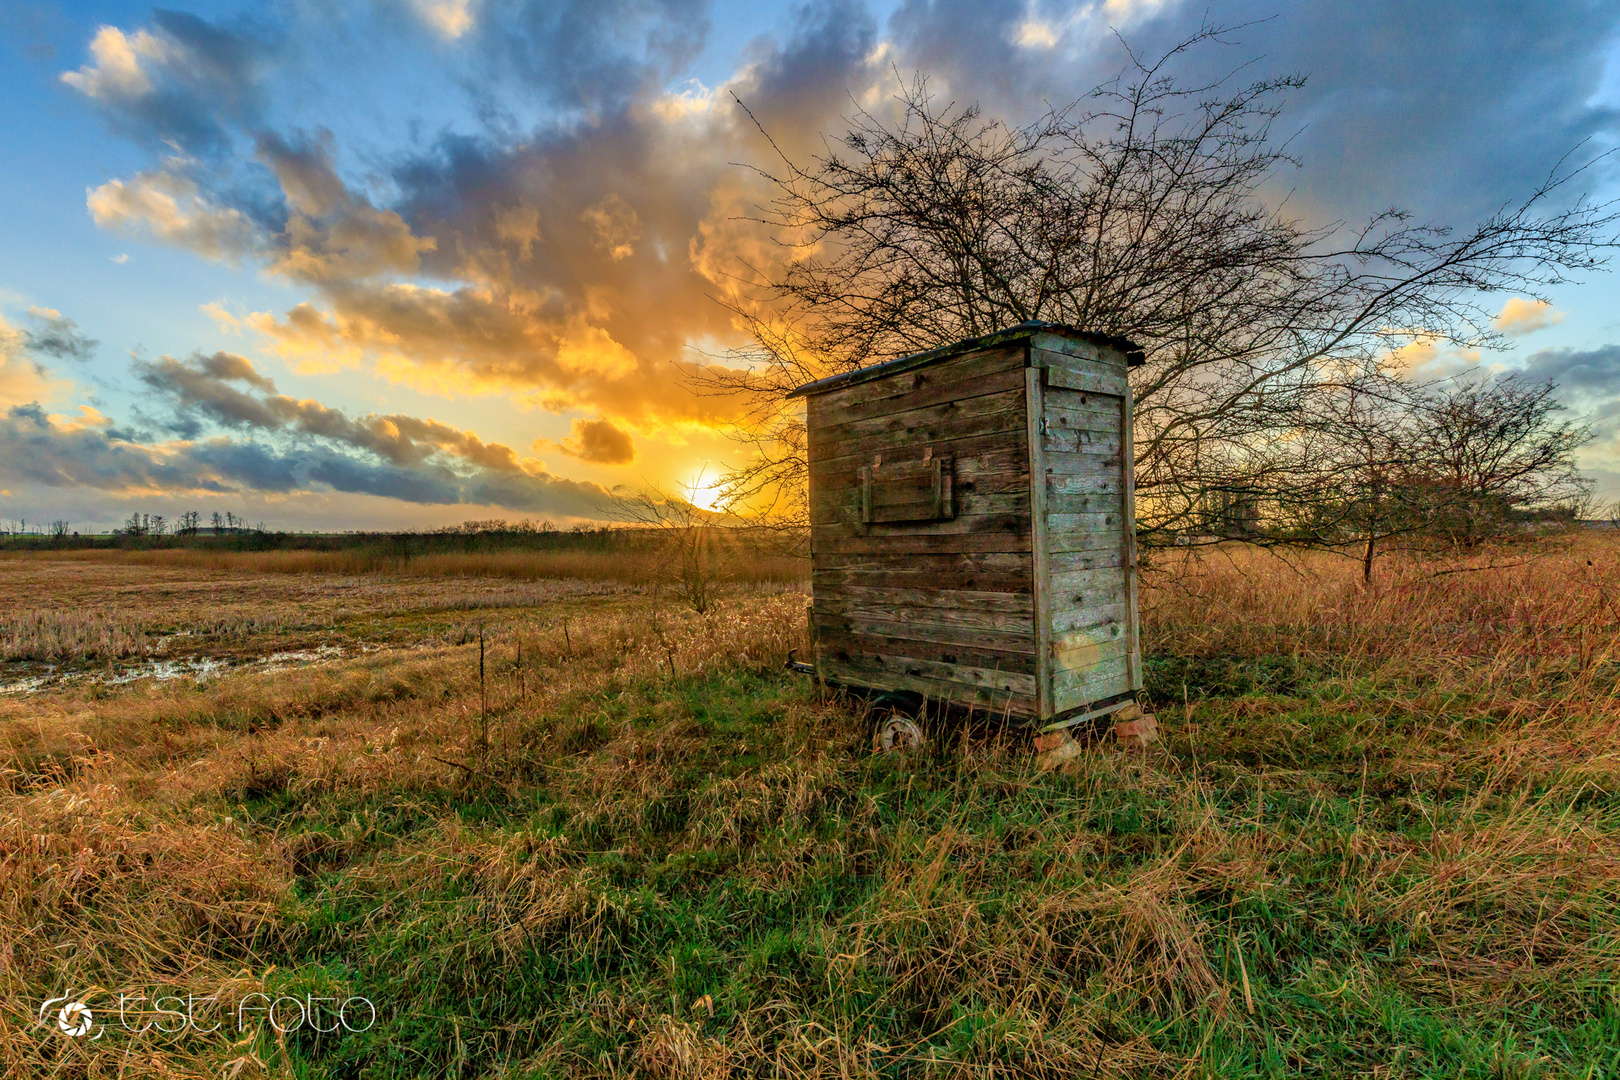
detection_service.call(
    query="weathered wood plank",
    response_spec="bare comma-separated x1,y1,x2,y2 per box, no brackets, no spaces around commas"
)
1048,510,1125,532
1044,366,1129,397
1049,588,1128,622
1046,469,1120,496
1047,529,1127,557
1044,415,1121,442
1049,599,1131,639
812,451,1028,493
812,551,1032,575
810,349,1027,427
1047,549,1127,574
1045,450,1124,474
813,566,1033,594
1045,397,1124,430
822,651,1037,697
1052,656,1133,705
815,597,1034,635
1122,389,1140,691
814,627,1037,673
1050,631,1131,674
818,584,1034,614
1046,491,1123,516
812,387,1025,453
813,511,1032,547
1025,365,1053,719
1043,427,1123,456
814,532,1036,556
812,491,1028,528
814,610,1036,652
815,429,1030,475
1051,566,1130,603
819,660,1040,718
858,456,954,523
1030,339,1105,368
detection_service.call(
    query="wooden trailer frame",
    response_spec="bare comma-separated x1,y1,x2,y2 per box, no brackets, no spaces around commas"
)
789,321,1145,731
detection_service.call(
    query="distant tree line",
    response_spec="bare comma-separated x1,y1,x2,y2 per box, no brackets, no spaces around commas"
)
0,515,645,555
112,510,268,537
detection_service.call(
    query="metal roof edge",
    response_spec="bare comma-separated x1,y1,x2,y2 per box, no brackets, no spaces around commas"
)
785,321,1144,399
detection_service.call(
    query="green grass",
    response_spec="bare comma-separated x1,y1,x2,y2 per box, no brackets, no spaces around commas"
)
192,658,1620,1078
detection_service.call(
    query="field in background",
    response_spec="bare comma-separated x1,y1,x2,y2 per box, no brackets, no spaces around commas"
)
3,536,1620,1077
0,529,807,588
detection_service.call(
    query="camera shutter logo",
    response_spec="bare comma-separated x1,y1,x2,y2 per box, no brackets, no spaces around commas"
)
40,994,100,1039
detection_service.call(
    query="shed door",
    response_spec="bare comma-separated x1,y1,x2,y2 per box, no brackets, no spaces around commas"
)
1041,373,1138,714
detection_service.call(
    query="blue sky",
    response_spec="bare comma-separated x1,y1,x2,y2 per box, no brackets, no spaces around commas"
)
1,0,1618,531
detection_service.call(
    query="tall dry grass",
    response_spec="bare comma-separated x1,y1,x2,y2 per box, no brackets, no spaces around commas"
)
1,609,149,661
1143,534,1620,687
1,543,809,586
4,538,1620,1077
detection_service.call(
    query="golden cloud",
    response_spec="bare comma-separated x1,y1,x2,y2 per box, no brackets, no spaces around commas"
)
0,315,69,408
540,417,636,464
410,0,475,39
59,25,172,100
580,194,642,261
70,3,887,467
1492,297,1565,336
87,168,259,262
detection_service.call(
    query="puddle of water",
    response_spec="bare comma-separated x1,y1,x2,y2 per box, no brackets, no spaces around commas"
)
105,656,234,686
263,644,345,670
1,644,356,696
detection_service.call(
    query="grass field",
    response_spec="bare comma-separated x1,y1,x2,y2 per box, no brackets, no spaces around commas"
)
4,536,1620,1078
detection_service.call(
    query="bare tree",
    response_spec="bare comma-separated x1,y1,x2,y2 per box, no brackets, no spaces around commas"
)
1255,373,1591,579
618,475,732,616
705,26,1617,542
49,520,69,541
1394,375,1592,547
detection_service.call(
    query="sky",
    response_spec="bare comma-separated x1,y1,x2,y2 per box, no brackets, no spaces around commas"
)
1,0,1618,533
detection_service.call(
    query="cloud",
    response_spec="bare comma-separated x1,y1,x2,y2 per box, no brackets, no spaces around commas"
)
580,194,641,260
411,0,476,39
23,307,98,363
0,390,623,522
1492,297,1566,335
1521,343,1620,395
56,0,1620,519
136,350,526,469
1114,2,1620,223
60,25,174,101
0,317,63,408
545,417,636,464
87,167,261,262
469,0,711,113
257,131,439,284
1384,337,1483,382
60,12,269,154
116,349,624,515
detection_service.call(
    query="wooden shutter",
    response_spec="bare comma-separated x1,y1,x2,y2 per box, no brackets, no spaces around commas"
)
859,456,955,524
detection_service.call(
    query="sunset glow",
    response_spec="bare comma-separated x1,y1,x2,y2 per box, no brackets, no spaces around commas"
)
0,2,1616,533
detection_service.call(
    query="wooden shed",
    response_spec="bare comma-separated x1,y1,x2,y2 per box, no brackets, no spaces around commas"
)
789,321,1145,730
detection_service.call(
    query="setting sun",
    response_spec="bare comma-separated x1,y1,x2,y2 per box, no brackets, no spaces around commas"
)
682,467,726,513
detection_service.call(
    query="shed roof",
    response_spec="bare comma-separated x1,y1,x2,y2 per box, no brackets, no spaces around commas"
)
786,321,1144,399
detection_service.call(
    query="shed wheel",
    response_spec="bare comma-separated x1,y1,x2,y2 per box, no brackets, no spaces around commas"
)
872,714,925,753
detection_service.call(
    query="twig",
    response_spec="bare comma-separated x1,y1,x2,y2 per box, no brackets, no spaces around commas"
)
430,755,492,783
1427,560,1531,578
479,625,488,753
